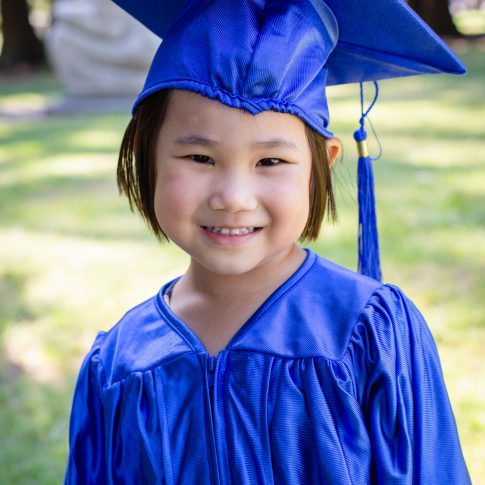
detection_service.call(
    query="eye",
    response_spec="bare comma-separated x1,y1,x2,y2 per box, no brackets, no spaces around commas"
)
258,158,285,167
189,154,214,165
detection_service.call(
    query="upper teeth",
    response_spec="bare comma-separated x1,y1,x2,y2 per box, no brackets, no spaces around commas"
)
206,227,256,235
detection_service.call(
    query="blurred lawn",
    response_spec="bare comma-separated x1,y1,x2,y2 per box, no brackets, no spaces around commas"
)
0,43,484,484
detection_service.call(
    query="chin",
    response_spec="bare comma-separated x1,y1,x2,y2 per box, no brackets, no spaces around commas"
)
194,254,263,277
205,263,257,277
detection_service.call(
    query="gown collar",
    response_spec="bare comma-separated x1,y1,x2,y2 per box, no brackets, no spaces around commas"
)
155,248,318,356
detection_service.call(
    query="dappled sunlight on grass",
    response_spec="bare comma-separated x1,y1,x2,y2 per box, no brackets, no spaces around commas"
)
0,154,114,186
453,9,485,35
0,93,57,113
391,140,484,167
4,321,65,384
67,128,128,151
0,115,130,165
1,228,189,367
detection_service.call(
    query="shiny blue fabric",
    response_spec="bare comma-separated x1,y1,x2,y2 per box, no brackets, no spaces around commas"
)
65,249,470,484
136,0,337,136
112,0,466,138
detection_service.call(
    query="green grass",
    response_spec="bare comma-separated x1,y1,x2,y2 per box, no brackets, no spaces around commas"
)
454,9,485,35
1,45,484,483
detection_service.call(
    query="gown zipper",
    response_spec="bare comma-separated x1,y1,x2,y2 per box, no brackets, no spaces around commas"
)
206,354,221,484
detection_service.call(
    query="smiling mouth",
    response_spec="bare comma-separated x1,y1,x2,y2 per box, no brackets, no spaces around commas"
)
202,226,262,236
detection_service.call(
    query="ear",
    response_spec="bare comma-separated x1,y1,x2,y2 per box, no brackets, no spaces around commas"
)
326,137,342,168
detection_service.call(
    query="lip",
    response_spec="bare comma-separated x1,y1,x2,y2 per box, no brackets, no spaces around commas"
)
200,226,262,246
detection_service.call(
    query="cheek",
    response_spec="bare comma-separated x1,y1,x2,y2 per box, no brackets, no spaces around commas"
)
154,170,199,228
264,172,310,228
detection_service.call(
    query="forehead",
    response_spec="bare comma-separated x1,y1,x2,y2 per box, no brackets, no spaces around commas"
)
161,89,308,145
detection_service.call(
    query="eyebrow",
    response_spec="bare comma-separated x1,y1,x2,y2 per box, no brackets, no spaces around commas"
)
173,135,298,150
173,135,218,147
252,138,298,151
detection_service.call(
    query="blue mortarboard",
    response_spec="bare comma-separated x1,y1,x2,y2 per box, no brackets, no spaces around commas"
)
112,0,465,281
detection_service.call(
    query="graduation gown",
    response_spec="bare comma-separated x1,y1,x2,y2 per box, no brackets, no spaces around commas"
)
65,249,470,484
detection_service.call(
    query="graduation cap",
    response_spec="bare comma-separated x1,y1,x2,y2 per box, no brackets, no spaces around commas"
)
112,0,465,281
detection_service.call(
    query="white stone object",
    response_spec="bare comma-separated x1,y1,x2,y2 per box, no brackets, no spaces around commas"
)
46,0,160,96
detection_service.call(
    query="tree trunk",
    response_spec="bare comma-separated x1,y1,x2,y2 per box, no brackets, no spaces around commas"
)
408,0,461,37
0,0,45,70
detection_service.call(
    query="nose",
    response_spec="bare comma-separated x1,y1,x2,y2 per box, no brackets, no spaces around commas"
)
208,170,258,213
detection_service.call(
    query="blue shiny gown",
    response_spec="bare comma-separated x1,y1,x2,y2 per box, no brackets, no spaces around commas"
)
65,249,470,484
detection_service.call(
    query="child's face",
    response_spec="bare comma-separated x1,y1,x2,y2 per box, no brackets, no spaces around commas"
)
154,90,312,277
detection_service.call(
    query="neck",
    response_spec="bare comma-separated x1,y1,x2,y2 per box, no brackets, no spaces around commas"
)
180,244,306,303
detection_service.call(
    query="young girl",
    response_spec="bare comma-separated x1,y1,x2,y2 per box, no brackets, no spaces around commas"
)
65,0,471,483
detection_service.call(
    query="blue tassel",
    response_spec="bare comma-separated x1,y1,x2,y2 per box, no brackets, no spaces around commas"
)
354,127,381,281
355,82,382,282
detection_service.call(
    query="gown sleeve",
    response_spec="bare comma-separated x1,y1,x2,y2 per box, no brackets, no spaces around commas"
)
350,284,471,484
65,333,107,485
